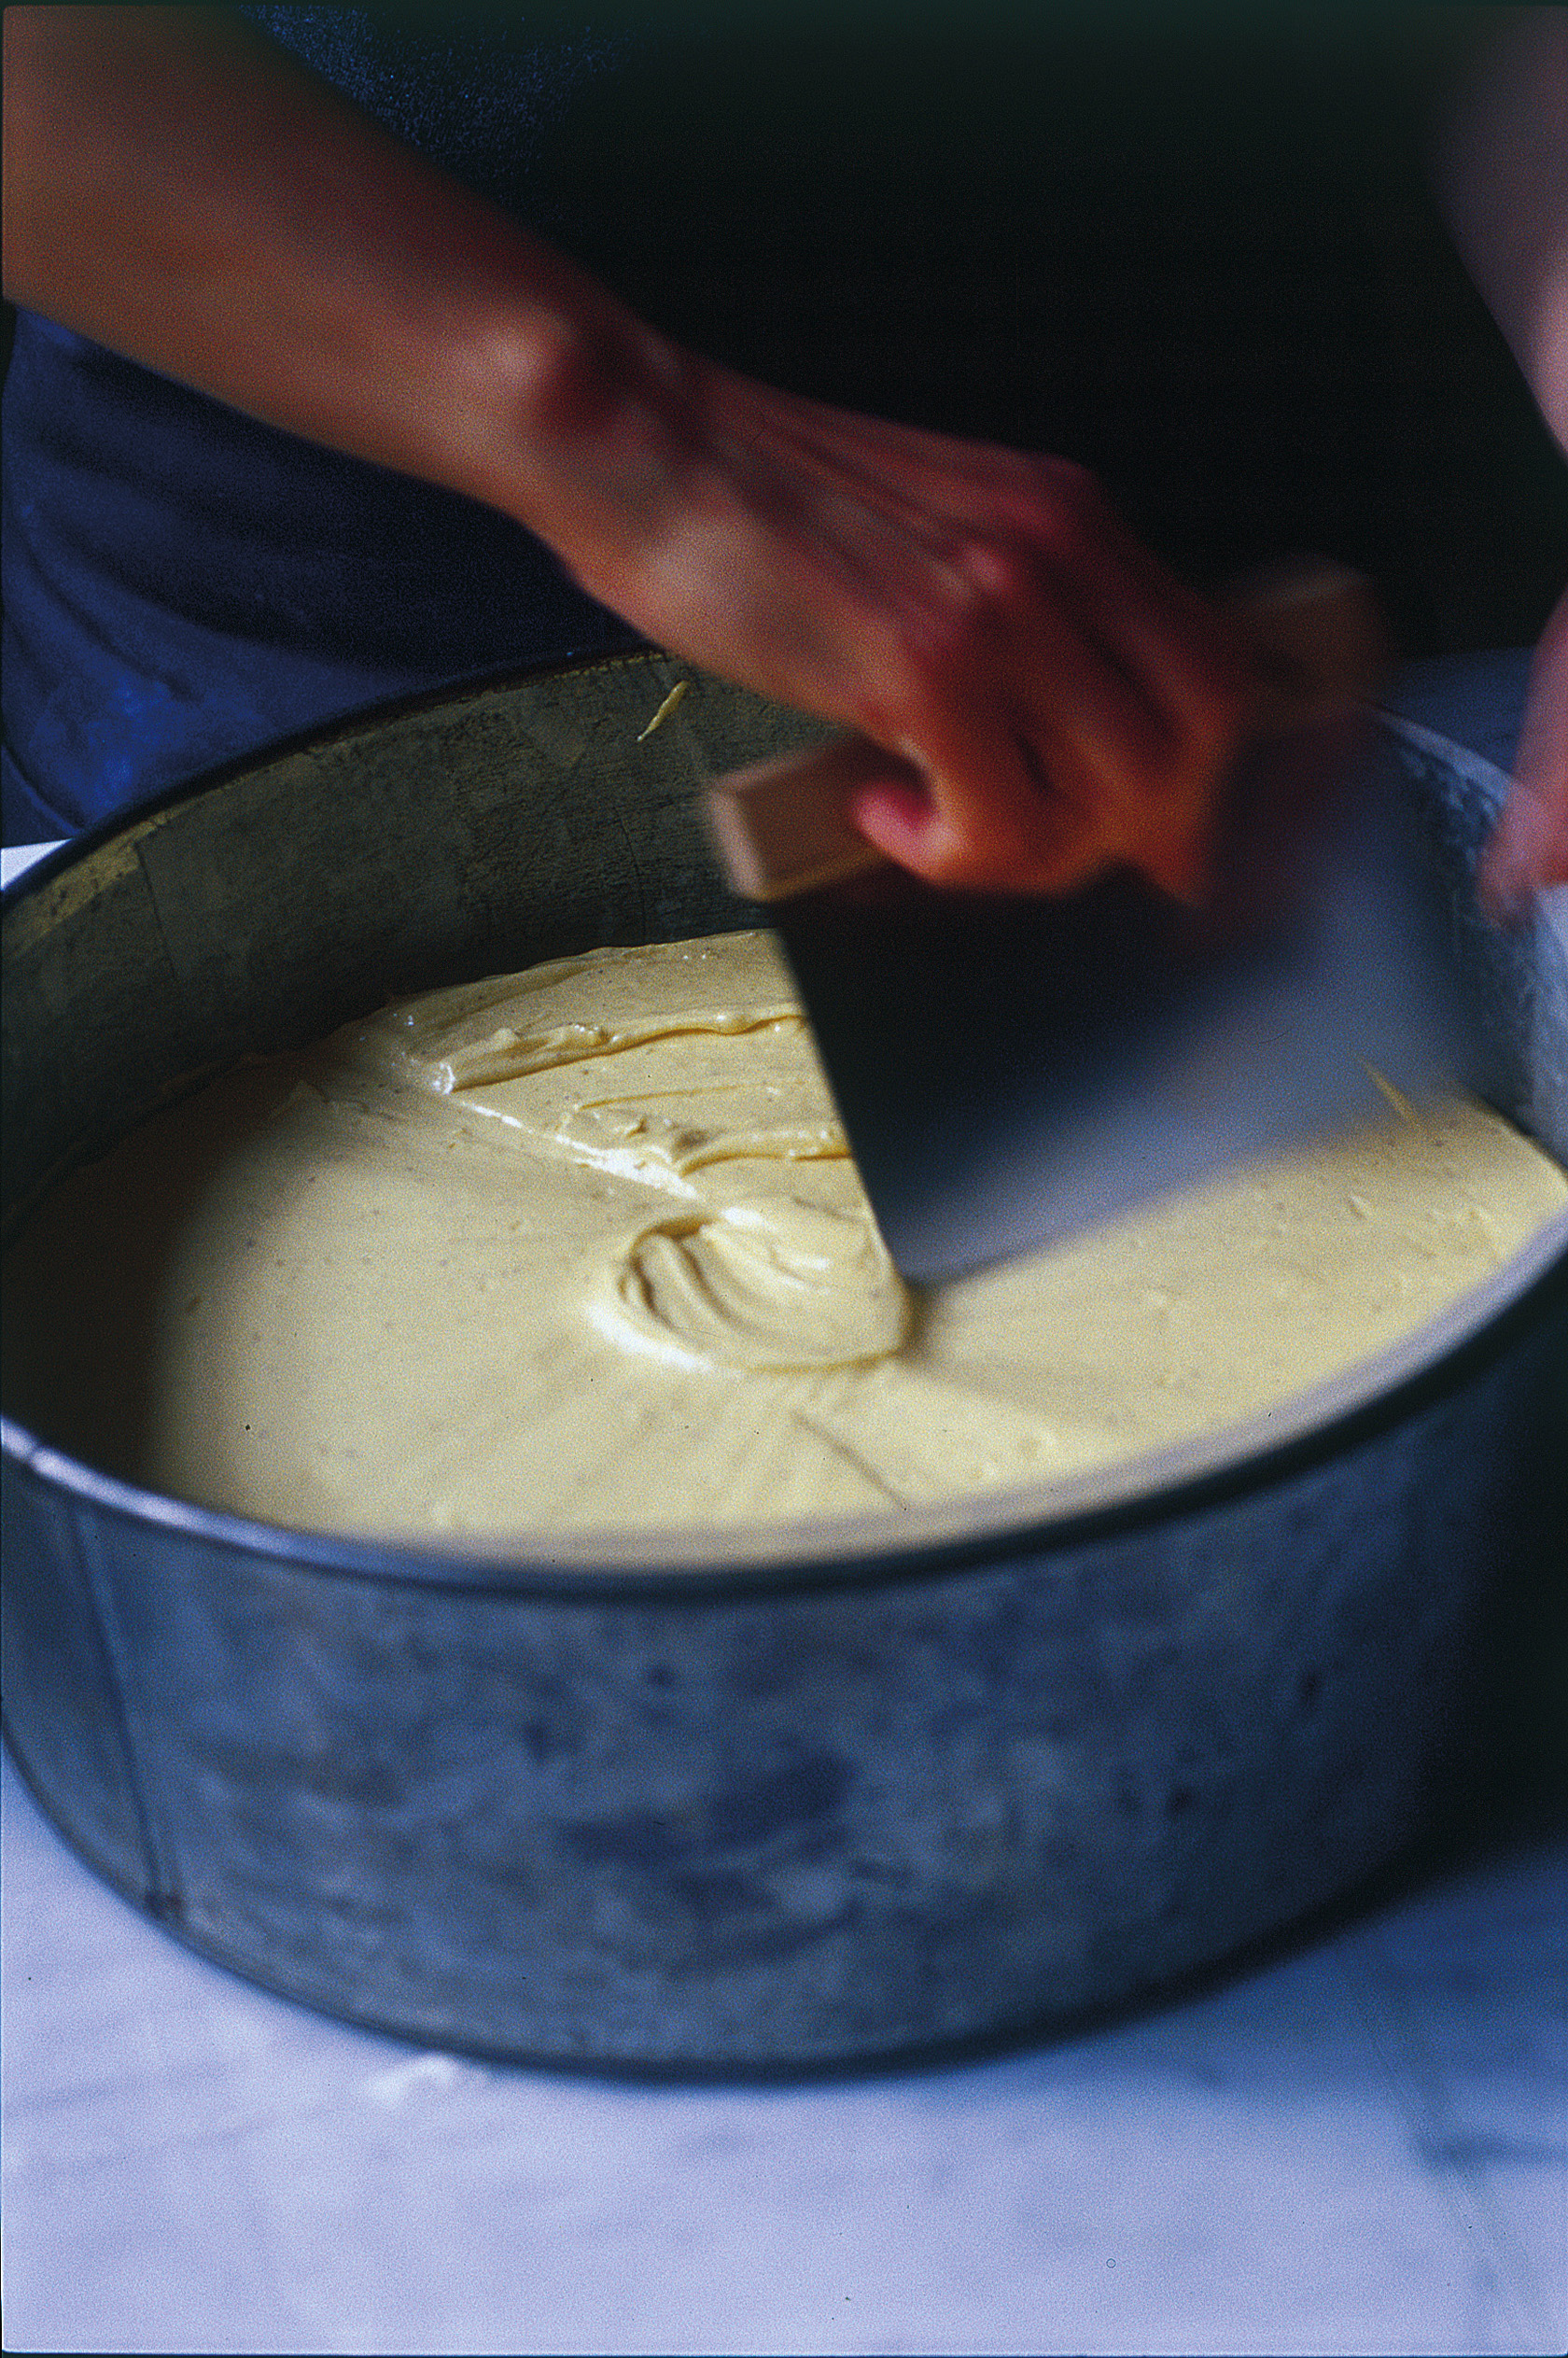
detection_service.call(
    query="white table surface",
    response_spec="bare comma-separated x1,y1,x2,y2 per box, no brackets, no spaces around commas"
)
5,1743,1564,2358
5,829,1564,2356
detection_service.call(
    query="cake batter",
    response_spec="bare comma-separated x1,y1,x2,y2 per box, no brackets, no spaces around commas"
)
4,929,1564,1538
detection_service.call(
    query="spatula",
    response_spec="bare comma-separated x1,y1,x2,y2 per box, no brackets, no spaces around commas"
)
706,561,1490,1283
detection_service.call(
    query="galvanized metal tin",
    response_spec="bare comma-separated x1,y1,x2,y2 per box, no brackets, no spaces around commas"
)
4,655,1564,2070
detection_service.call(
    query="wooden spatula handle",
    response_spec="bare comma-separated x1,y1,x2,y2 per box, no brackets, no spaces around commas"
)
707,557,1388,905
706,735,903,903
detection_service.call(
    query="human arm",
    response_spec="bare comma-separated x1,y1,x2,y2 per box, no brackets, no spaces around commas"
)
2,5,1251,896
1439,7,1568,912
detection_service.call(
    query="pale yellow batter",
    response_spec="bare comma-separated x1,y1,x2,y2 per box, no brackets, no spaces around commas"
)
4,928,1564,1540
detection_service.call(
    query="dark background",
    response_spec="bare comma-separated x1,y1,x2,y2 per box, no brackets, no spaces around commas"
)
5,3,1566,665
527,2,1566,662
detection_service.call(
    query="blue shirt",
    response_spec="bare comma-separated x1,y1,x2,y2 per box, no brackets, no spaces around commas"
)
2,9,641,842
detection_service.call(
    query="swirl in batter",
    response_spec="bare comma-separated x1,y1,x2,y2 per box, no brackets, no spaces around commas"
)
4,930,1564,1538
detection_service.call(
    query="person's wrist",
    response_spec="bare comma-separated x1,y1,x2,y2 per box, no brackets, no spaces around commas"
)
462,280,702,558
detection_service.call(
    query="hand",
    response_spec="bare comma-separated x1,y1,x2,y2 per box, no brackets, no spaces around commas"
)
6,7,1253,902
503,338,1255,899
1478,587,1568,919
1441,14,1568,918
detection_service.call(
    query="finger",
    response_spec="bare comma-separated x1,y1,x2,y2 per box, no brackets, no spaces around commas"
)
849,771,1106,895
903,540,1224,891
838,527,1224,895
668,366,1251,896
1020,564,1250,894
851,653,1123,893
1478,596,1568,917
1018,507,1253,768
713,370,1246,773
1477,779,1568,919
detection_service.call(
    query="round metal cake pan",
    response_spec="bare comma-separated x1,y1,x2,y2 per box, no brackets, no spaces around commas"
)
3,651,1565,2073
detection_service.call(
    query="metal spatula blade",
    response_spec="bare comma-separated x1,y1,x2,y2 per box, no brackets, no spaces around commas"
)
706,567,1493,1284
769,729,1490,1281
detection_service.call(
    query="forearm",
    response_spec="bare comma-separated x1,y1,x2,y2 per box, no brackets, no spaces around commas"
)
1439,11,1568,906
1,6,675,523
1439,7,1568,454
3,6,1252,898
